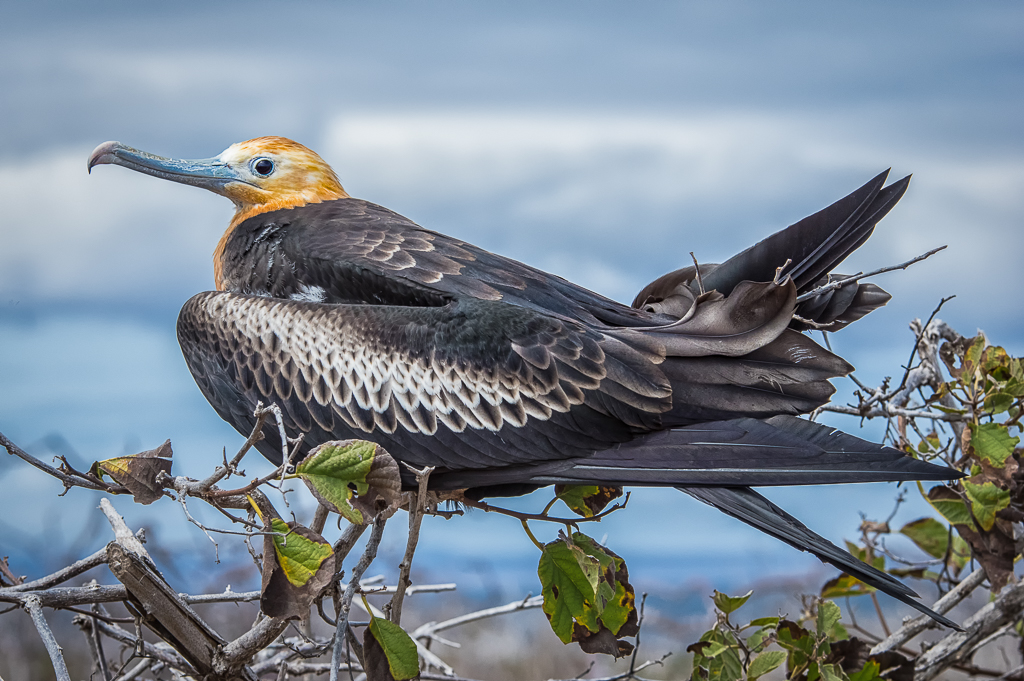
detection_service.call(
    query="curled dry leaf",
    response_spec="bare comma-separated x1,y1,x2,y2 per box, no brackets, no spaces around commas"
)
259,518,336,620
90,440,173,504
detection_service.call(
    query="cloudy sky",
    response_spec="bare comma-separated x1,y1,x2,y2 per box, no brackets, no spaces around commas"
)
1,0,1022,619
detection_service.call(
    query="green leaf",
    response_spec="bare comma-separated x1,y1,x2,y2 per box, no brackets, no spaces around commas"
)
538,539,601,643
816,601,842,639
554,485,623,518
367,610,420,680
712,590,752,615
1011,357,1024,381
923,484,974,526
917,433,943,454
598,577,634,635
569,534,617,622
970,423,1019,467
748,650,786,680
984,392,1015,415
895,516,969,572
848,660,882,681
963,478,1011,531
702,640,730,658
295,440,398,524
964,336,986,376
749,616,780,628
982,345,1011,377
822,573,875,598
1005,378,1024,398
708,631,743,681
746,628,768,652
269,518,333,587
951,535,972,570
899,517,950,559
541,533,639,656
819,663,847,681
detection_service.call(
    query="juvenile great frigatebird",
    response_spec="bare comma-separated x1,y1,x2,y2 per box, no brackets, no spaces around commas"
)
89,137,960,627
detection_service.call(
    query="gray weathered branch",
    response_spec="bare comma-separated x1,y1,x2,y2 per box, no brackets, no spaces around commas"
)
915,578,1024,680
24,594,72,681
870,567,985,655
388,464,434,625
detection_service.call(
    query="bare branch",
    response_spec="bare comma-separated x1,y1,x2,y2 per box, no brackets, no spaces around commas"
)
818,403,967,423
0,584,128,607
182,588,261,604
0,430,111,492
192,401,274,493
3,540,120,593
206,461,291,499
75,612,112,681
92,618,195,672
311,503,330,535
23,595,71,681
113,657,153,681
334,520,369,561
461,492,630,525
890,296,956,398
106,543,228,678
388,464,434,625
216,615,289,675
792,313,836,330
870,567,986,655
628,593,649,676
0,556,23,586
796,245,947,303
546,653,672,681
331,509,391,681
412,594,545,641
377,583,457,596
690,252,705,295
99,499,151,562
915,577,1024,680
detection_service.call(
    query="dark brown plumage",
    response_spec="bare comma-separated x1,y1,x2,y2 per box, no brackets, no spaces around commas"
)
89,138,960,627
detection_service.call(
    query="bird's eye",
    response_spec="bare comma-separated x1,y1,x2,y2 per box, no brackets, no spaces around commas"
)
251,158,275,177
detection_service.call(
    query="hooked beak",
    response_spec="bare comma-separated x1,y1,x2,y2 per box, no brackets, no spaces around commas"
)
87,141,249,193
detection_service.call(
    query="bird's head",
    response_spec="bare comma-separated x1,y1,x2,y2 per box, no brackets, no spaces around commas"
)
88,136,350,225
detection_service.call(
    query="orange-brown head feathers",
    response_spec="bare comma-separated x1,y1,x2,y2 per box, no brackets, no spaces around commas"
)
216,137,350,226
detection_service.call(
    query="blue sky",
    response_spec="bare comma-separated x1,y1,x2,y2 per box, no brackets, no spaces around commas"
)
1,0,1022,618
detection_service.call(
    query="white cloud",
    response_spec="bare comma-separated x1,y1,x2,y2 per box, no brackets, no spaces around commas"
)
2,111,1021,322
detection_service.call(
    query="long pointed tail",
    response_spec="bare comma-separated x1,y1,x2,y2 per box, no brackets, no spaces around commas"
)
679,485,961,629
430,416,961,490
541,416,960,487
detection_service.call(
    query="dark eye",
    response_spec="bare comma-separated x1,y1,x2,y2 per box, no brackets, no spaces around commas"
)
252,158,275,177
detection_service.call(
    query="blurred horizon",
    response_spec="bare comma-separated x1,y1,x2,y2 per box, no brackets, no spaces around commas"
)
1,0,1022,637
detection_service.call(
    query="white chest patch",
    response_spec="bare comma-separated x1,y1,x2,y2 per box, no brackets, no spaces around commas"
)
289,284,328,303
